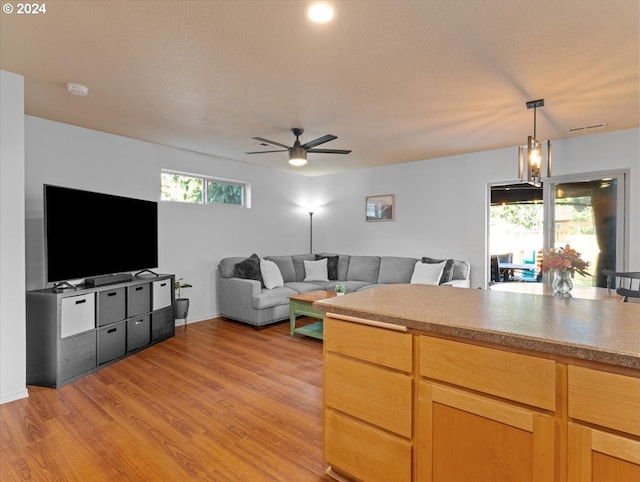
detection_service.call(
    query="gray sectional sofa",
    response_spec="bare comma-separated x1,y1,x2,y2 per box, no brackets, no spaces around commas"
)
217,253,470,327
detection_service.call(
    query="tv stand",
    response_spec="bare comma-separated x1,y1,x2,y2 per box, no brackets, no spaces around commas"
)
135,269,159,277
26,274,175,388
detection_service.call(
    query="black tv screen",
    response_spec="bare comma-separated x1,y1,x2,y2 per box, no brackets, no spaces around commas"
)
44,185,158,283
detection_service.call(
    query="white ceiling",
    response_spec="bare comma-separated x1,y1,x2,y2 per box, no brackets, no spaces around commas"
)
2,0,638,176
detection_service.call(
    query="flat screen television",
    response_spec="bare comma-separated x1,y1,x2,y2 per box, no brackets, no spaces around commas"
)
44,184,158,284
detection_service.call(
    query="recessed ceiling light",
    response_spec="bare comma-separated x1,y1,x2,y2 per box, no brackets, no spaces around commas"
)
66,83,89,96
307,3,334,23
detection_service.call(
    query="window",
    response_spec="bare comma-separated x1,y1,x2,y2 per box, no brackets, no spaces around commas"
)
161,171,249,207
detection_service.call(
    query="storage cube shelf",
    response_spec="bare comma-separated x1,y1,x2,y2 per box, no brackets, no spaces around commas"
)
26,274,175,388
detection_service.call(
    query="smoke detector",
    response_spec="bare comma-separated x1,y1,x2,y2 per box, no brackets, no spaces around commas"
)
66,83,89,96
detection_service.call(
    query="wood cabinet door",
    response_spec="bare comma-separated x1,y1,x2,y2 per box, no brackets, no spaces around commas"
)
568,422,640,482
416,381,555,482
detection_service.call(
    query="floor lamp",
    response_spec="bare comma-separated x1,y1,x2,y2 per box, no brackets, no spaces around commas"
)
309,211,314,254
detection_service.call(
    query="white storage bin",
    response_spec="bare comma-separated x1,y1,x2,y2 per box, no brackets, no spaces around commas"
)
61,293,95,338
152,279,172,310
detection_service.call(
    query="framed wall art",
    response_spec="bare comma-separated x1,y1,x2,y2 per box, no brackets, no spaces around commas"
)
366,194,394,221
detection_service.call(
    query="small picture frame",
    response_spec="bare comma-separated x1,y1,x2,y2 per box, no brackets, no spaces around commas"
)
366,194,395,221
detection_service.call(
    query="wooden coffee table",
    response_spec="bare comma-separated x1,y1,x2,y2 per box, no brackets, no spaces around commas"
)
289,290,338,340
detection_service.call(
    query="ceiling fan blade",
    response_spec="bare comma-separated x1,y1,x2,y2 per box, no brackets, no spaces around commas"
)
307,148,352,154
246,149,288,154
301,134,337,150
252,136,291,149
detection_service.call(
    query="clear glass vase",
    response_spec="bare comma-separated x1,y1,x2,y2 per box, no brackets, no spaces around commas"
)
552,270,573,295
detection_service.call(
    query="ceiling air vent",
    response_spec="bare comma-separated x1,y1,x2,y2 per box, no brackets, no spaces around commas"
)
568,122,607,134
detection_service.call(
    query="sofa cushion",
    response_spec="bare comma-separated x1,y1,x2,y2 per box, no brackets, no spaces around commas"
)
304,259,329,281
264,255,296,282
292,254,316,281
411,261,446,285
378,256,418,284
252,286,297,309
260,259,284,289
422,256,455,284
284,281,327,293
347,256,381,283
315,254,339,280
234,253,263,286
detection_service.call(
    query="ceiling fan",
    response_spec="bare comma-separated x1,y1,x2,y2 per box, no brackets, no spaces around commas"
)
246,128,351,166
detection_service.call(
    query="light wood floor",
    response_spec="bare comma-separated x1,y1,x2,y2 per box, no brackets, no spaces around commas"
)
1,318,328,481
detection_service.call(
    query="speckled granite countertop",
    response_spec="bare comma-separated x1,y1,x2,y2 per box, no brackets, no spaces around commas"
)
314,284,640,369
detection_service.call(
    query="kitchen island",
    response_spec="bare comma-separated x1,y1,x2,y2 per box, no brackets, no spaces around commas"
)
314,284,640,482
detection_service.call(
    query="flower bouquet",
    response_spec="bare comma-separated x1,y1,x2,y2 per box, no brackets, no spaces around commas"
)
542,245,590,295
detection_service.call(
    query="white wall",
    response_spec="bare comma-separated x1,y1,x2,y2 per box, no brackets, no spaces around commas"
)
311,128,640,289
11,113,639,407
24,116,314,324
1,70,28,404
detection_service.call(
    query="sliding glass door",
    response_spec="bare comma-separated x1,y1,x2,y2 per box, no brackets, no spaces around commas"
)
487,170,628,288
545,171,627,287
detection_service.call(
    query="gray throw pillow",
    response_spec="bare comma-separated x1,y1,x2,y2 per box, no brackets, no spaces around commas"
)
234,253,263,286
422,257,454,284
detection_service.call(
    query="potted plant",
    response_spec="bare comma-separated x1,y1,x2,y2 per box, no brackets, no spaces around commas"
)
335,283,346,296
174,278,193,320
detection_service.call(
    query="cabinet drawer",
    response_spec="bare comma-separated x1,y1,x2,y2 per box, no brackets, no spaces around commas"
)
127,315,151,351
325,352,413,437
324,316,412,372
152,279,172,310
568,365,640,436
61,293,95,338
97,321,126,364
60,331,96,381
325,409,411,482
97,288,126,326
128,283,151,316
419,336,556,411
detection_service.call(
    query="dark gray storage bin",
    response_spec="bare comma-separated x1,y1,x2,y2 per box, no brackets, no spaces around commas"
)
97,287,126,326
128,283,151,317
152,307,175,343
97,321,126,364
60,331,96,383
127,315,151,351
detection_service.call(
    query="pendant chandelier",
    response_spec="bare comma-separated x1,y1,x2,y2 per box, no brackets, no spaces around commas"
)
518,99,551,187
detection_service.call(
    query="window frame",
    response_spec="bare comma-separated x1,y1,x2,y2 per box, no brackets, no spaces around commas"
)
161,170,251,208
543,169,628,271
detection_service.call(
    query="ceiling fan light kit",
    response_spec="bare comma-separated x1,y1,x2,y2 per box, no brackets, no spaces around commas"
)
247,128,351,167
289,147,308,166
518,99,551,187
